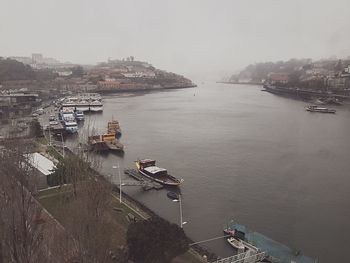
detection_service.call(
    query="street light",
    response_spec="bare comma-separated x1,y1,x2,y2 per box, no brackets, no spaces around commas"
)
173,194,187,228
112,163,122,203
48,124,52,146
57,133,65,157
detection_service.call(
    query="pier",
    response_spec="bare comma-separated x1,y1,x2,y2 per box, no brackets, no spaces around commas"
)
124,168,164,190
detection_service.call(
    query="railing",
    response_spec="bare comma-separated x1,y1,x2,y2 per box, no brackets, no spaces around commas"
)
213,251,267,263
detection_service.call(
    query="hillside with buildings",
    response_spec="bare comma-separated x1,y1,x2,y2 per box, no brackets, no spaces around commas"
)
0,54,195,94
228,57,350,95
0,54,195,122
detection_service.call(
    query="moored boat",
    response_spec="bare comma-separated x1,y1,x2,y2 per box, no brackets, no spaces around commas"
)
75,100,90,112
90,100,103,112
135,159,183,186
166,191,179,200
64,120,78,134
107,119,122,137
306,105,336,113
88,133,124,152
223,221,317,263
75,110,85,121
226,237,245,253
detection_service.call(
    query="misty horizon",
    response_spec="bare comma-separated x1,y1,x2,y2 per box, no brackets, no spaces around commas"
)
1,0,350,79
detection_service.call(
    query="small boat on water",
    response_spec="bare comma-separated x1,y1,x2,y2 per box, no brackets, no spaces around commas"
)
90,100,103,112
167,191,179,200
306,105,336,113
135,159,183,186
226,237,245,253
75,110,85,121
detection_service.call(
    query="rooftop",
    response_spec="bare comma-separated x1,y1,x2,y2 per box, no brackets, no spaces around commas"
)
144,166,167,175
28,152,56,176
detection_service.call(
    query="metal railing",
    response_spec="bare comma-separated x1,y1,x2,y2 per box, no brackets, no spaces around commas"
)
213,251,267,263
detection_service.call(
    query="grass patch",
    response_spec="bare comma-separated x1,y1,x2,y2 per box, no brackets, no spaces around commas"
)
46,145,63,161
37,186,205,263
173,250,206,263
110,197,143,228
37,137,48,145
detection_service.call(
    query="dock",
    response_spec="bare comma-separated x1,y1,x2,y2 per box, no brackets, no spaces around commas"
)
124,168,163,191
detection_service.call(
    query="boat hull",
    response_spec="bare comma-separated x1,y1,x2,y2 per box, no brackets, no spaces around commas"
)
89,106,103,112
306,108,336,113
138,169,181,186
226,237,245,253
76,106,90,112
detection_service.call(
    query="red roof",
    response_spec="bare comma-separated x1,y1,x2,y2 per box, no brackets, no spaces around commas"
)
268,73,289,81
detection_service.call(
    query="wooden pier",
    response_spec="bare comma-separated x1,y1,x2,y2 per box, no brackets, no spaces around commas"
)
124,168,164,191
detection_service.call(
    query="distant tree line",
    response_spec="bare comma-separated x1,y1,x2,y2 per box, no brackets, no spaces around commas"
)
0,58,36,83
0,58,87,84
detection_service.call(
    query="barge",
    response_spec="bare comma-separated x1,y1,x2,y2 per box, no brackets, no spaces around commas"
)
135,159,183,186
306,105,336,113
88,133,124,152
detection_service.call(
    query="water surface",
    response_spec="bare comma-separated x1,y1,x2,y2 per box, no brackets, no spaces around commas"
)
68,83,350,262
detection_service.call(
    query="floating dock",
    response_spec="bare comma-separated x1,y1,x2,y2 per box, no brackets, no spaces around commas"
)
224,223,317,263
124,168,164,191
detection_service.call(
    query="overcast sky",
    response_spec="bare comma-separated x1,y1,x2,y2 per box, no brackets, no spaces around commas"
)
1,0,350,78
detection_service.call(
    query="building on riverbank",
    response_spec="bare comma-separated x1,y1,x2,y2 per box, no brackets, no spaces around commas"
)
0,93,40,120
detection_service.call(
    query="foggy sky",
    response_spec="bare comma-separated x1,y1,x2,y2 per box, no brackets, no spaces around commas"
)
1,0,350,78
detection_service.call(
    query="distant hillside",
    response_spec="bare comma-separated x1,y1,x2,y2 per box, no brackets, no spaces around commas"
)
229,59,313,83
229,58,350,84
0,58,36,83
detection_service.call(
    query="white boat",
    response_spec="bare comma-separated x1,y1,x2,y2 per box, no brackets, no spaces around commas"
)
135,159,183,186
61,94,103,112
75,100,90,112
59,107,76,122
64,120,78,134
227,237,245,253
75,110,85,121
89,100,103,112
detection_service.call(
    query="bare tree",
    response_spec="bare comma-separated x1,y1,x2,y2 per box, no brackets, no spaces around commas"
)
0,143,47,263
59,177,121,263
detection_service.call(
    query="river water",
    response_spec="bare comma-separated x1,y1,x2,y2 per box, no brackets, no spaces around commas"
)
68,82,350,263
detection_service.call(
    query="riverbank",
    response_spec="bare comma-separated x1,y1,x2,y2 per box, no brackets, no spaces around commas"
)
92,84,197,94
263,84,350,100
216,81,261,85
43,143,215,262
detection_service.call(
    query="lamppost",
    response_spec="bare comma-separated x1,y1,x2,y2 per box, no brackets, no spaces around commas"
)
57,133,65,157
48,124,52,146
173,194,187,228
112,163,122,203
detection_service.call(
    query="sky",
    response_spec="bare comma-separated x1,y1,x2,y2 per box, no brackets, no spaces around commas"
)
1,0,350,79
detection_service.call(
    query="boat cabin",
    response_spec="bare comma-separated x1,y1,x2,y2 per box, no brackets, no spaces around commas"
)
138,159,156,169
108,120,120,130
143,166,168,177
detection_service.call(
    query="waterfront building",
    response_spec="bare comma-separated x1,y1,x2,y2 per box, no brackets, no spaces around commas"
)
27,152,56,189
0,93,40,120
267,73,289,85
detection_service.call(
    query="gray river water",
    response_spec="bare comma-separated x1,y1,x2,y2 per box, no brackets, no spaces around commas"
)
67,82,350,263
